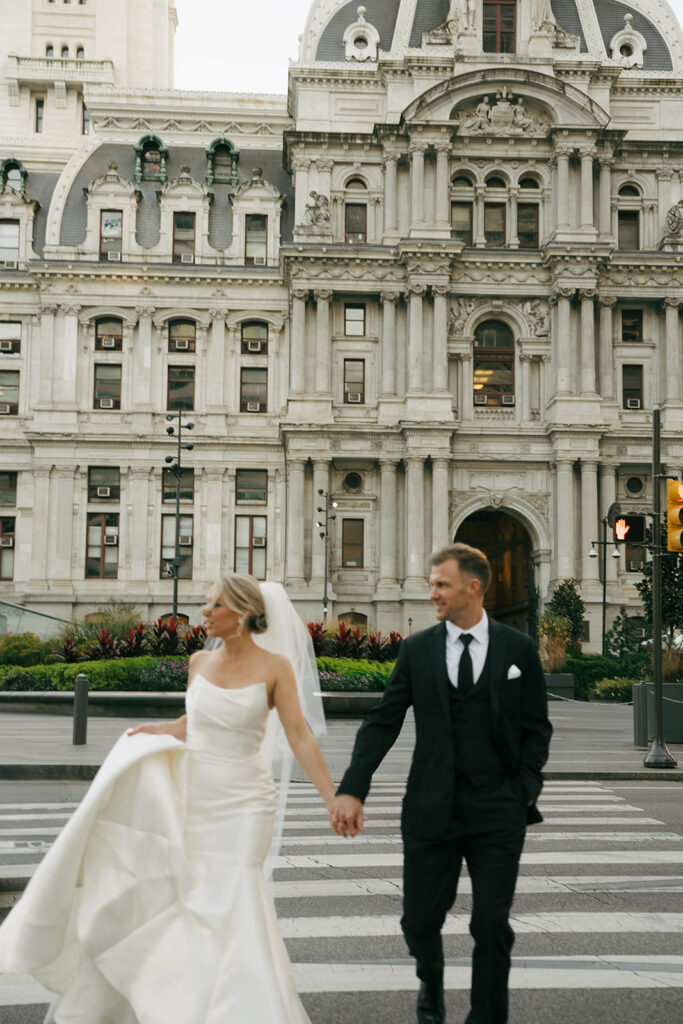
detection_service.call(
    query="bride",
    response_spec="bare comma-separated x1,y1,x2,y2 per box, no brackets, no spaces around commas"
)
0,574,338,1023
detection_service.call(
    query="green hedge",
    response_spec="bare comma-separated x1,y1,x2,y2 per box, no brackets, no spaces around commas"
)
565,653,650,701
317,657,395,691
592,677,638,702
0,656,188,692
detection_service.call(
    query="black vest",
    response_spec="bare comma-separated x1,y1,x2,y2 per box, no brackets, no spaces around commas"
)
448,651,507,789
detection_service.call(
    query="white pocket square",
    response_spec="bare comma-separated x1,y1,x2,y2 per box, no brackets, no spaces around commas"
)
506,664,522,680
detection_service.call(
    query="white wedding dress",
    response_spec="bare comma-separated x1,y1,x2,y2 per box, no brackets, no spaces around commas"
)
0,674,312,1024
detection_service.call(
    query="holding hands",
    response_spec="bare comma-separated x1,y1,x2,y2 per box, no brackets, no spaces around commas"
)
330,794,366,838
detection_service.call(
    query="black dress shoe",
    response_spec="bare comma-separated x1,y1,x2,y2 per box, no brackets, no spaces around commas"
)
416,980,445,1023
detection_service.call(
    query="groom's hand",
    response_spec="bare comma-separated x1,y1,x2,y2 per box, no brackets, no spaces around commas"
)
330,794,366,837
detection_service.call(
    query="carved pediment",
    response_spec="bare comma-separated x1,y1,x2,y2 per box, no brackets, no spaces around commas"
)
452,87,551,137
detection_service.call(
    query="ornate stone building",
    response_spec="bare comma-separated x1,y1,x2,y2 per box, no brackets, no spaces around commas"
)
1,0,683,645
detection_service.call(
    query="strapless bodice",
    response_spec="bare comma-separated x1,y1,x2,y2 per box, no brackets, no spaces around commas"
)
185,674,270,759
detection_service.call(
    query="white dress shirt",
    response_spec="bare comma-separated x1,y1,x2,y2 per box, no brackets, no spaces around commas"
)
445,611,489,689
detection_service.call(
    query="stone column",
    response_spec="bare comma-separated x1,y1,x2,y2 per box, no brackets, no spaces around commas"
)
665,297,681,403
599,297,616,399
133,307,154,409
474,185,486,247
431,458,450,553
508,187,519,248
316,159,333,202
203,469,224,578
656,169,672,240
314,289,332,394
580,146,596,230
404,456,426,586
57,305,80,405
434,142,451,230
409,141,427,231
206,311,226,410
407,283,426,392
383,151,398,235
554,457,575,578
579,289,597,395
289,290,307,394
31,468,50,581
520,353,532,422
38,304,56,404
552,288,574,394
128,466,150,582
580,459,600,582
598,157,613,238
292,155,310,227
600,462,618,583
311,460,329,583
381,291,399,396
286,458,306,584
554,146,571,230
378,459,399,587
432,284,449,392
50,468,75,581
458,352,473,420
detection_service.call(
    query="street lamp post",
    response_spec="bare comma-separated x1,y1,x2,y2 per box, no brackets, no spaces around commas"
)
163,411,194,621
316,489,337,623
587,516,621,656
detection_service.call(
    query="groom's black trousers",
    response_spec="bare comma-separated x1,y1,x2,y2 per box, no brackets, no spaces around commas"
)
400,775,527,1024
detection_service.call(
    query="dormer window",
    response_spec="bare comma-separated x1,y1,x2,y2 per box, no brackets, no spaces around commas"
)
206,137,239,186
483,0,516,54
1,161,26,193
135,135,168,183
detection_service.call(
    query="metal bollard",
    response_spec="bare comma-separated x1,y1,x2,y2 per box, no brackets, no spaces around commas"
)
73,672,89,745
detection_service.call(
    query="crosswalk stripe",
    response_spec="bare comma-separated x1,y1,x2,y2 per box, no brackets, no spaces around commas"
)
271,875,683,898
273,850,683,868
280,816,665,829
275,831,681,848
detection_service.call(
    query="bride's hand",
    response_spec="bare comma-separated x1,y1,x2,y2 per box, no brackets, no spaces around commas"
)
127,722,167,737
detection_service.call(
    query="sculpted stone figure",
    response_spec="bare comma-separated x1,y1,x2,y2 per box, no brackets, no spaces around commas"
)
511,98,535,133
449,297,477,335
524,299,550,336
463,96,491,132
665,201,683,239
304,190,330,226
532,0,557,31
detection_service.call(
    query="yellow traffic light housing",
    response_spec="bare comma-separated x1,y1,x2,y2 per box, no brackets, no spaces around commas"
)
666,480,683,552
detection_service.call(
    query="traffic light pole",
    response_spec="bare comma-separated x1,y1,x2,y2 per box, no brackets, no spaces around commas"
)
644,405,677,768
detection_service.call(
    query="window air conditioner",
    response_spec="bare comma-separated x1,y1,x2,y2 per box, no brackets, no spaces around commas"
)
474,394,488,405
626,398,641,409
347,392,362,403
100,336,116,348
0,537,13,548
253,256,266,266
180,253,194,264
0,340,13,352
1,261,18,270
174,338,189,350
96,486,111,498
246,401,261,412
628,560,644,571
501,395,515,406
252,536,266,547
0,404,11,414
103,535,118,545
98,398,114,409
179,535,193,546
247,341,264,353
107,251,121,262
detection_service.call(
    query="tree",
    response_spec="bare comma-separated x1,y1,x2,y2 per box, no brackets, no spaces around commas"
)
635,514,683,647
548,578,585,655
604,606,643,658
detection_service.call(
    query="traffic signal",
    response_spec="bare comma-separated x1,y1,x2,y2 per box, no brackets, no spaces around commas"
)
667,480,683,552
613,514,645,545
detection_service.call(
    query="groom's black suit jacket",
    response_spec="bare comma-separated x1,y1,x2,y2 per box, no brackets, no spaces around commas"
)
337,618,552,838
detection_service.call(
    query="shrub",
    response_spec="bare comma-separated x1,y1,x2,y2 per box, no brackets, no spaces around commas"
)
592,677,638,702
149,618,182,656
53,635,84,663
605,607,644,658
538,611,570,673
548,579,585,655
307,622,330,657
139,660,189,691
330,622,366,659
0,663,64,688
119,623,148,658
316,656,394,690
84,628,119,662
386,631,403,660
56,601,143,648
565,652,650,701
2,671,57,692
183,625,207,656
0,632,55,667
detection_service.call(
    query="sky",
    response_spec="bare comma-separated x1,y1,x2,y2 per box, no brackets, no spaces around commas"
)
173,0,683,95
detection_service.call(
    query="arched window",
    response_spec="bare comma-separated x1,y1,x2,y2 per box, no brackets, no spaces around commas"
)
473,320,515,407
519,176,540,189
1,160,26,194
95,318,123,351
618,184,640,197
518,177,540,248
206,136,239,186
76,46,84,59
344,178,367,244
617,183,642,250
61,45,69,58
46,44,54,57
135,135,168,182
168,320,196,353
485,175,507,189
451,174,475,244
241,321,268,354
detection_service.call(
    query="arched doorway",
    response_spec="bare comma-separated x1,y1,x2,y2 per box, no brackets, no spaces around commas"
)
455,510,537,635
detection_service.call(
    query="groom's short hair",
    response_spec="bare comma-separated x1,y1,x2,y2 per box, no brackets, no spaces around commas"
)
430,543,491,594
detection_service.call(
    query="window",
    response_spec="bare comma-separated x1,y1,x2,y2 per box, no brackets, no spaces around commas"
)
0,371,19,415
519,176,540,190
483,0,516,53
82,104,90,135
88,467,120,502
245,214,267,265
345,204,366,244
0,517,15,580
236,469,267,504
0,472,17,506
167,366,195,411
94,364,121,410
619,184,640,197
618,210,639,250
235,515,267,578
76,46,84,59
3,162,24,191
622,364,643,409
344,359,365,404
451,202,473,244
99,210,122,260
517,203,539,248
206,137,239,186
173,212,195,263
622,309,643,343
160,514,193,579
61,46,69,58
0,323,21,354
473,320,514,406
95,318,123,351
46,44,54,57
34,98,44,133
484,203,506,247
342,519,364,568
241,321,268,354
86,512,119,579
486,176,507,189
169,319,196,352
136,136,168,182
344,304,365,337
240,368,267,412
162,466,194,503
0,221,19,263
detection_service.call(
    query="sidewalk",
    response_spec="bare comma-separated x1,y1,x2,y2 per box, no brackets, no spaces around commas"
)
1,700,682,781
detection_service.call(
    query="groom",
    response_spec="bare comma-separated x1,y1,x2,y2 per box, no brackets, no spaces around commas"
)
331,543,552,1024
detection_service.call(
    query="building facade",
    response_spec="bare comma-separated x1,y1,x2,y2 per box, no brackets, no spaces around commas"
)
1,0,683,644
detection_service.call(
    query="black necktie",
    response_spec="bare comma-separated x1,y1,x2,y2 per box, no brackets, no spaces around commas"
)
458,634,474,696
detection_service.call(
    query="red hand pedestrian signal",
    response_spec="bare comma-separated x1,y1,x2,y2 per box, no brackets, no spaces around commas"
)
614,518,630,542
612,514,645,545
667,481,683,552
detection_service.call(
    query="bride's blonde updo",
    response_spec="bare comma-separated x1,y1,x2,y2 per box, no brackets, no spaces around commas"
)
202,573,268,635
